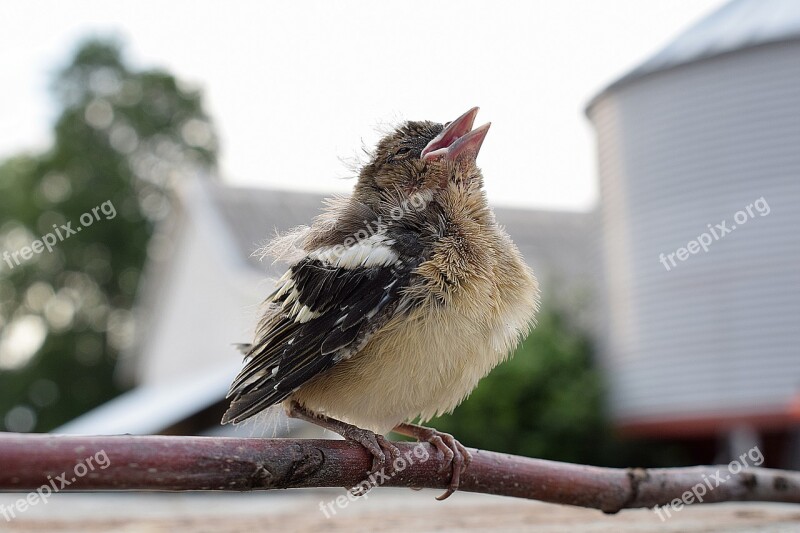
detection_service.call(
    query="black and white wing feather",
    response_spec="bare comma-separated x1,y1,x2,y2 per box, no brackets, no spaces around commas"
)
222,235,417,424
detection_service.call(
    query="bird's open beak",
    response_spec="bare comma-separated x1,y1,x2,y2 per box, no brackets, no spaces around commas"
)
421,107,491,163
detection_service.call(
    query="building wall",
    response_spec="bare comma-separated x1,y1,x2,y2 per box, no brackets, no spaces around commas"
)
588,40,800,432
134,183,269,386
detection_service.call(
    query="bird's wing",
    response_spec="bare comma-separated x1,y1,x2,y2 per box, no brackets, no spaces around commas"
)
222,236,417,424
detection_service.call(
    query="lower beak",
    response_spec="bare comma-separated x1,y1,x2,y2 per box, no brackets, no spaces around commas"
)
421,107,490,163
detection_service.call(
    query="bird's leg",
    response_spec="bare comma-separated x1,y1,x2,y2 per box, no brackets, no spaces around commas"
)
286,401,400,480
392,422,471,500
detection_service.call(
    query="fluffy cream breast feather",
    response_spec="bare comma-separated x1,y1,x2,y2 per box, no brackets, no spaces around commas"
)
293,222,538,433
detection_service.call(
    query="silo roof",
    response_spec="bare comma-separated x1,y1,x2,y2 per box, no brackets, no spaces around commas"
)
587,0,800,111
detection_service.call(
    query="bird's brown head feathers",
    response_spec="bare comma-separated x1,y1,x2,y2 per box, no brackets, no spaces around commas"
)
289,107,493,257
353,107,491,210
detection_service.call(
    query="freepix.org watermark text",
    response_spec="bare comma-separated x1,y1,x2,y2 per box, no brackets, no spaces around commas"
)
2,200,117,272
319,442,430,518
0,449,111,522
652,445,764,521
659,197,770,271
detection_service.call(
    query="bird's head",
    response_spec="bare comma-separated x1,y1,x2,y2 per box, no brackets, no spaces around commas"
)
354,107,490,210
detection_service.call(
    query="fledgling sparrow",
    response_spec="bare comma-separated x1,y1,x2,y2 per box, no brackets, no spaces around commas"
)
223,107,539,499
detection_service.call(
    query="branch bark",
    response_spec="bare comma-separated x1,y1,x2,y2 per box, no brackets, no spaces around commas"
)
0,433,798,513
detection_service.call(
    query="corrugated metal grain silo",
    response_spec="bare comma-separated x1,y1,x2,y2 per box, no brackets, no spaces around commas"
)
586,0,800,445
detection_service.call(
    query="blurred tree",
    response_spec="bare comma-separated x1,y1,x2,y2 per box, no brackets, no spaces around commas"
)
0,38,218,432
429,305,689,468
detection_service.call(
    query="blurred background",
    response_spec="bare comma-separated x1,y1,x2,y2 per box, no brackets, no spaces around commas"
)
2,0,799,500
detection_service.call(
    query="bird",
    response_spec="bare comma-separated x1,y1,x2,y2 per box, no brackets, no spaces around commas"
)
222,107,539,499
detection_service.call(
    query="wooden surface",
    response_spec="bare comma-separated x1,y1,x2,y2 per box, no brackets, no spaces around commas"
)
1,490,800,532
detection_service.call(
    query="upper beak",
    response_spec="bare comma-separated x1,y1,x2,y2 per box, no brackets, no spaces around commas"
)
421,107,490,162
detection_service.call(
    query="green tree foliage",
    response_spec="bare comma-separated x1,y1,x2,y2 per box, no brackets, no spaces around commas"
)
0,38,217,432
429,305,688,467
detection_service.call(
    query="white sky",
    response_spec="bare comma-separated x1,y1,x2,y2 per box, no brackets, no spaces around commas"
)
0,0,725,211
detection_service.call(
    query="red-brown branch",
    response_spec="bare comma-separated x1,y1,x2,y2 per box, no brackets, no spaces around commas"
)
0,433,798,513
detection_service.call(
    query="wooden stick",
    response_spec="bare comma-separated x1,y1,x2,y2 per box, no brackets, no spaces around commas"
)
0,433,798,513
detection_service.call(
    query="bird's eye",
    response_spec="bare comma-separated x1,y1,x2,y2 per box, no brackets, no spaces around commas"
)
385,145,416,164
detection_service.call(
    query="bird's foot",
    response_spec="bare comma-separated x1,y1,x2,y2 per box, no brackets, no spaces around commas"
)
393,422,471,500
286,401,400,487
338,424,402,480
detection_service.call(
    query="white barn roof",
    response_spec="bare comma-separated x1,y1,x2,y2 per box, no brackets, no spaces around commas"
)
589,0,800,108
